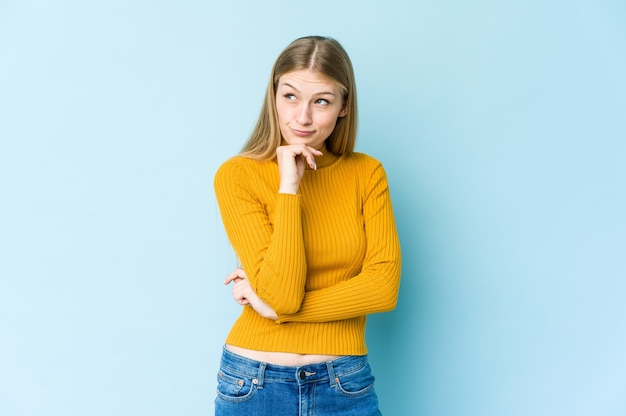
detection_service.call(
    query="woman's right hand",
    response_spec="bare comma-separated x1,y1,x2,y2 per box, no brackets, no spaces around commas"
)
276,145,323,194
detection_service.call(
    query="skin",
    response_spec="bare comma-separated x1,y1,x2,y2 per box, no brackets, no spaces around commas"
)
223,69,348,365
275,69,347,194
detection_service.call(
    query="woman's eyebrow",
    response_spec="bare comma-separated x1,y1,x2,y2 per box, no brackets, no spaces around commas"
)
281,82,300,92
313,91,337,97
281,82,336,96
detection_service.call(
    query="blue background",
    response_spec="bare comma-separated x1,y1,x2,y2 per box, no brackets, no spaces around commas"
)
1,0,624,415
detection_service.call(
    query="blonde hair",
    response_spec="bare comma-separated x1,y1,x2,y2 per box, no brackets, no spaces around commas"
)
240,36,358,160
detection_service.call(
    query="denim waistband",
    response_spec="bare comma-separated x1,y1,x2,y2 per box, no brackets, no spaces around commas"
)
220,346,369,387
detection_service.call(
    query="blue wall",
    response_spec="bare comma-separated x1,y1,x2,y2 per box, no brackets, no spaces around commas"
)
1,1,624,415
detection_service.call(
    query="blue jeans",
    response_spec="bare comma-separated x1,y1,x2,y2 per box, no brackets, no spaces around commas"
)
215,347,382,416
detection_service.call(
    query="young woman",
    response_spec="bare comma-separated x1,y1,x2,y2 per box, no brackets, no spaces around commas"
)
213,35,401,416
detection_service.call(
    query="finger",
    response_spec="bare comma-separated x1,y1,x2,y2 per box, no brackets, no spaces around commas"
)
307,146,323,156
305,147,323,169
235,295,249,305
233,284,250,305
224,268,246,284
299,151,318,170
279,145,322,159
299,154,315,170
232,279,251,298
232,286,247,305
224,273,237,285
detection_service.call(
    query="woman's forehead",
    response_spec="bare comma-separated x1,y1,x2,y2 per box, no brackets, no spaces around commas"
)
277,70,342,91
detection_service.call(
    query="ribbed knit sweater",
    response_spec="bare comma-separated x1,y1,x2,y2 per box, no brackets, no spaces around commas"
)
214,147,402,355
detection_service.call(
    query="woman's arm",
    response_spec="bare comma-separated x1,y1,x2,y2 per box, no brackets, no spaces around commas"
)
214,158,307,314
223,163,402,323
214,146,323,315
277,163,402,323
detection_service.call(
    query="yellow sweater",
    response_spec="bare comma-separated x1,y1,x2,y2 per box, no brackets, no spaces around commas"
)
214,148,402,355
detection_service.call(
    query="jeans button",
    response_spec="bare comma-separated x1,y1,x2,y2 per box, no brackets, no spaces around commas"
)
299,370,306,380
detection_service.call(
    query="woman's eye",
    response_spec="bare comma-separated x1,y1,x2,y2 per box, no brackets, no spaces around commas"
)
284,94,296,101
316,99,330,106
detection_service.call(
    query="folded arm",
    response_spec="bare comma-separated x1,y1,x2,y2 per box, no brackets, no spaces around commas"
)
214,159,307,314
277,164,401,323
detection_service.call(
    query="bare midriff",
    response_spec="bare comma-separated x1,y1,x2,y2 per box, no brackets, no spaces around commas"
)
226,344,341,366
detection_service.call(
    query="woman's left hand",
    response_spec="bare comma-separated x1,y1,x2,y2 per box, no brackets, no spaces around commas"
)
224,268,278,320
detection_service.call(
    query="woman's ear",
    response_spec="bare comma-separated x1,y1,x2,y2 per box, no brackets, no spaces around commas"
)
338,106,348,118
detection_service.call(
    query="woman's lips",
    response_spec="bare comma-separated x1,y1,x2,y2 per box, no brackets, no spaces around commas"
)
291,128,315,137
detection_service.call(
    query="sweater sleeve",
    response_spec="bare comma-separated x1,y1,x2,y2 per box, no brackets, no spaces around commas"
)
276,163,402,323
214,158,307,314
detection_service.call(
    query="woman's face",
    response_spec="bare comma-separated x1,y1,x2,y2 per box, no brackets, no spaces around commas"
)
275,69,347,149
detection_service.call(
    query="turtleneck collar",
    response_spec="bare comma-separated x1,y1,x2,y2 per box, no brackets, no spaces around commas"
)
311,143,340,169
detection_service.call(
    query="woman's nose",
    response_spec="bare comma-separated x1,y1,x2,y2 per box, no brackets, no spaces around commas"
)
296,103,312,125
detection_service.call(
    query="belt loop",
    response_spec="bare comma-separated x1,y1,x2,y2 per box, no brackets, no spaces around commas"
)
326,360,337,387
256,362,266,388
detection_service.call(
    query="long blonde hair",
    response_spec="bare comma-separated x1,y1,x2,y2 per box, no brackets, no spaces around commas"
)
240,36,358,160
